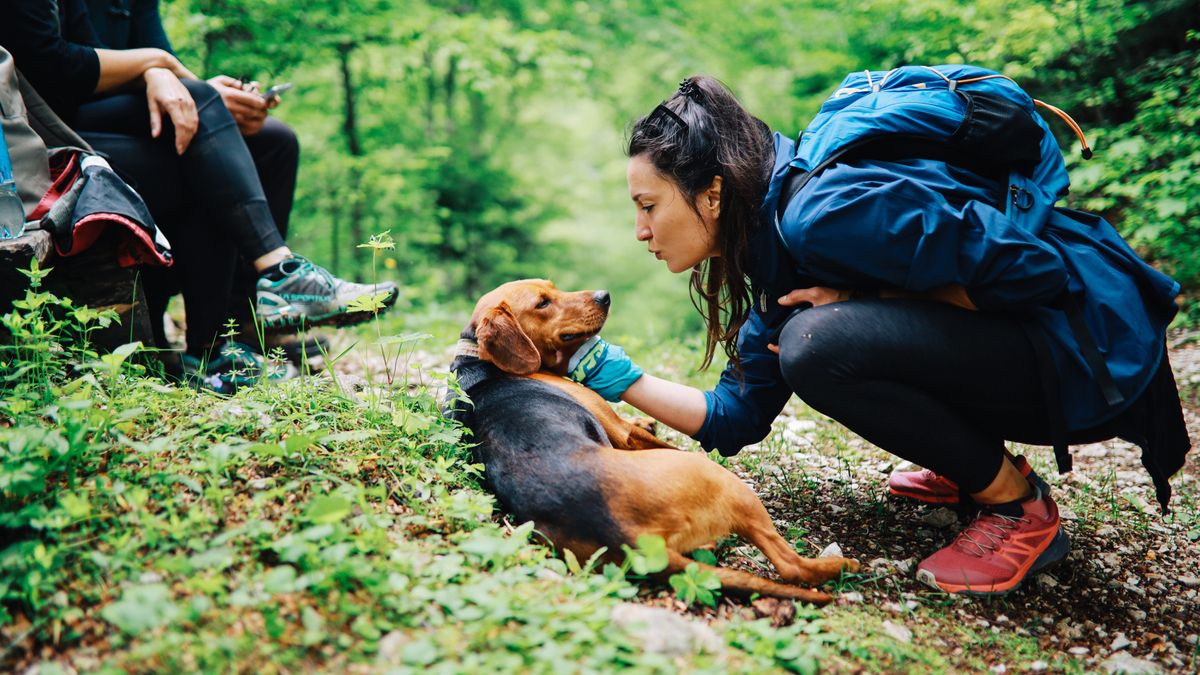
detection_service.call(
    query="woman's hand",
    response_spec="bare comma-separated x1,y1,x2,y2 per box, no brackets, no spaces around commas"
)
767,286,850,354
777,286,852,308
208,75,270,136
144,68,198,155
159,51,199,81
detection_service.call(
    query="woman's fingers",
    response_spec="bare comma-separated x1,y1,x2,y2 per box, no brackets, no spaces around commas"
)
161,90,198,154
778,287,850,307
147,96,162,138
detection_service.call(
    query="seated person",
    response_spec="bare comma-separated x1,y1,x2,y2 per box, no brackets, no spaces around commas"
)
82,0,321,362
0,0,395,379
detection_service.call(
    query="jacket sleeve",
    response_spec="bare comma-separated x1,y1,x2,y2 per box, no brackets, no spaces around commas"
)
693,308,794,455
0,0,101,120
788,163,1070,310
130,0,175,53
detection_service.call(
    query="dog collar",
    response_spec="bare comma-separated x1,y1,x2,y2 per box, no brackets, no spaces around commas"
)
455,338,480,359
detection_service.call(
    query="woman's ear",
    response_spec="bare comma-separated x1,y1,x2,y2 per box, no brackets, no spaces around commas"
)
476,302,541,375
702,175,722,222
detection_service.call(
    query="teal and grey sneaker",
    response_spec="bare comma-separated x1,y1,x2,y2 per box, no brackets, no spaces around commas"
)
181,341,299,395
256,256,398,331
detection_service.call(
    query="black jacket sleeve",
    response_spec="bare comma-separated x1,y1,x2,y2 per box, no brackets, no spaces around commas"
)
0,0,103,121
129,0,173,53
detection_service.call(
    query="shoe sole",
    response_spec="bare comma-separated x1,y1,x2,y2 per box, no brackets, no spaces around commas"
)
261,287,399,333
915,528,1071,596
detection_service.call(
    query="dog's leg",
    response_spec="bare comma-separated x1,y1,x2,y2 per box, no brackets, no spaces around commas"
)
664,549,833,605
733,498,859,586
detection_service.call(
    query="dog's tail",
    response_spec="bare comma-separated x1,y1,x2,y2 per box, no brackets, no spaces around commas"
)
665,550,833,606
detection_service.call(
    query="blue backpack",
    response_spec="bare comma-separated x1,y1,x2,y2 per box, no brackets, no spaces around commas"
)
771,65,1186,507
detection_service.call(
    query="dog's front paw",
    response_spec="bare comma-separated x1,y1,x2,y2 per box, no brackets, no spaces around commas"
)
629,416,658,435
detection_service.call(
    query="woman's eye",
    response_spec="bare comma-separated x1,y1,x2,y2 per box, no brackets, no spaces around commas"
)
536,298,551,309
641,205,654,214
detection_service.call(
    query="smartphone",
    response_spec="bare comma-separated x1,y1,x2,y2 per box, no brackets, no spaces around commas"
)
261,82,294,101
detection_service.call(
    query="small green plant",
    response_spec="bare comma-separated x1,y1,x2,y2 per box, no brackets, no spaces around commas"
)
669,562,722,607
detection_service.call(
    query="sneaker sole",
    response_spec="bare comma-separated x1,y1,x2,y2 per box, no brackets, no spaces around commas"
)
261,287,399,333
915,528,1071,596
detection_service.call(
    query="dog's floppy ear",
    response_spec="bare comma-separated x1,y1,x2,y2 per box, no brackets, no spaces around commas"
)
476,302,540,375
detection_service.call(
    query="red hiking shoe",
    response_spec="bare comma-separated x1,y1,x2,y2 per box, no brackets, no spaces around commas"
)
914,486,1069,595
888,455,1035,504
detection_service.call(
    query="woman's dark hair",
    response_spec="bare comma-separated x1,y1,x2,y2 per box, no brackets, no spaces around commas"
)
626,76,774,372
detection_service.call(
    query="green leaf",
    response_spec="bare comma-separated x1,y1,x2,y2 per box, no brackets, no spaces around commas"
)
621,534,669,576
305,495,352,525
691,548,718,566
284,434,320,455
100,583,180,634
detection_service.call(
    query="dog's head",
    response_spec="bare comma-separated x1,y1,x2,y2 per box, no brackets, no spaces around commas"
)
467,279,611,375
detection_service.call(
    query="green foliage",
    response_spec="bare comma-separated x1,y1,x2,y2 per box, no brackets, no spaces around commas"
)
668,562,722,608
1064,41,1200,318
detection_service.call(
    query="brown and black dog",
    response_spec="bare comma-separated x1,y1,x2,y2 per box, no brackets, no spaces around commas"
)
447,279,857,604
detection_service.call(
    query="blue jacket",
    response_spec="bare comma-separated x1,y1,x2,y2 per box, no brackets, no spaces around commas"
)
693,131,1180,455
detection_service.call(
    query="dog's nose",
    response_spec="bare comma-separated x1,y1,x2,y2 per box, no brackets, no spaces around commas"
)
593,290,611,308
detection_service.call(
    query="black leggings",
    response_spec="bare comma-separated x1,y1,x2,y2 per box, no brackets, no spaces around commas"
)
74,79,297,354
777,299,1118,493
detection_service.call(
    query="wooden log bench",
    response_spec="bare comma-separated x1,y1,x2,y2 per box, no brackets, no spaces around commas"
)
0,228,155,351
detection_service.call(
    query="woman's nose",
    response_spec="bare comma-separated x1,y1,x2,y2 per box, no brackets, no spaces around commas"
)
635,221,651,241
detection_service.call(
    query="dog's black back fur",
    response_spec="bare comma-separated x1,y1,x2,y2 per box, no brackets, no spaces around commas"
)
449,355,626,548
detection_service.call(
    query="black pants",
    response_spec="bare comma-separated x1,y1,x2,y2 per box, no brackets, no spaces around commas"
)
75,79,298,354
776,299,1119,493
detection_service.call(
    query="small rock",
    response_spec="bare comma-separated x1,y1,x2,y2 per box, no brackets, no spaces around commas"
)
894,558,915,575
610,604,724,656
1029,660,1048,672
1058,506,1078,520
1110,634,1132,652
1178,575,1200,588
1069,646,1089,656
905,600,919,611
995,614,1009,624
818,542,843,559
1186,634,1198,646
248,478,273,491
882,620,913,644
535,568,564,582
990,664,1007,674
377,631,407,663
1036,574,1059,588
920,507,958,528
1131,609,1148,621
1096,525,1117,537
1100,653,1163,674
867,557,892,570
839,591,864,604
138,571,163,584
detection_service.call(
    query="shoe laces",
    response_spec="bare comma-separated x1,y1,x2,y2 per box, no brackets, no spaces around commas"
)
287,255,337,287
952,510,1029,558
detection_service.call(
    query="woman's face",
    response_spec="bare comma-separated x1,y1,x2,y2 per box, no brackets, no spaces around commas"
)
627,154,720,274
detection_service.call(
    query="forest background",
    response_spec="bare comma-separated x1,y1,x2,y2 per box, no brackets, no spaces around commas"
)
161,0,1200,339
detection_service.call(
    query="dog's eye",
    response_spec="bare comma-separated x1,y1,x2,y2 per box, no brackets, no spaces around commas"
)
536,297,551,309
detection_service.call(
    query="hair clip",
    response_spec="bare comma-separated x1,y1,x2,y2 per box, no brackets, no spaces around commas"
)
677,78,701,100
648,103,688,132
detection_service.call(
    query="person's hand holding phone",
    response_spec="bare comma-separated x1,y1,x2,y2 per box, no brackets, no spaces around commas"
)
207,74,270,136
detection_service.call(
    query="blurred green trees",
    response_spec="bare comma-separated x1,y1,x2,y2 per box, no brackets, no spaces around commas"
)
161,0,1200,332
